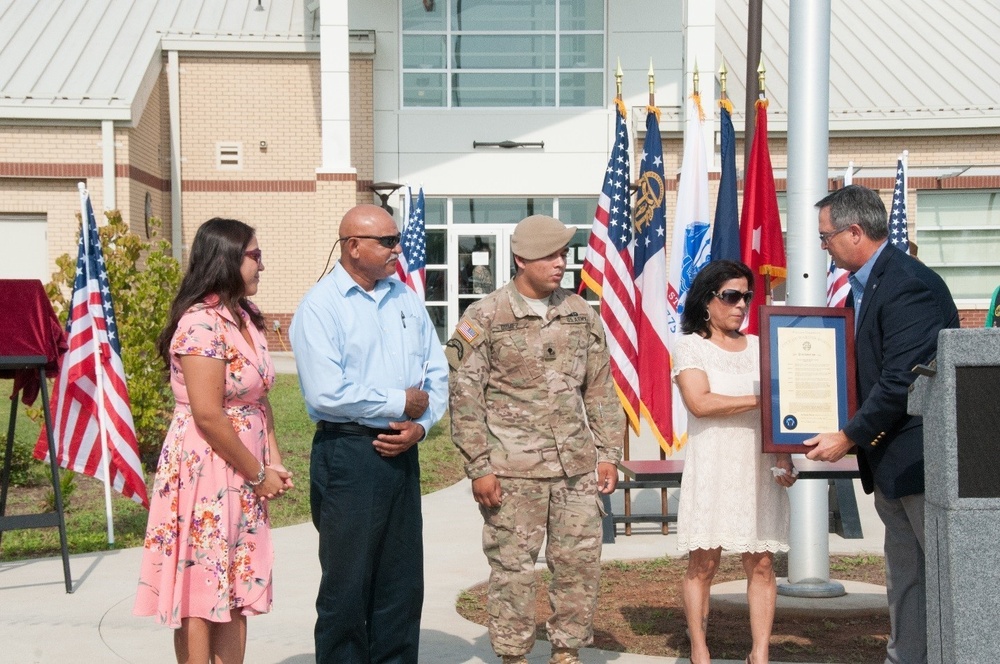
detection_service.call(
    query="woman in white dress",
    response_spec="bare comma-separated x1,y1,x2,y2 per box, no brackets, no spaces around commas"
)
672,260,797,664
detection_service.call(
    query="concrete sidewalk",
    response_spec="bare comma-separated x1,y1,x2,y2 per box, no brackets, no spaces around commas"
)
0,351,888,662
0,477,885,664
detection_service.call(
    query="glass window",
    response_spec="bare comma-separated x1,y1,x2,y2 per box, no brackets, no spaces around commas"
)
557,197,598,225
403,73,446,107
452,198,554,224
452,73,556,107
402,0,604,108
560,0,604,30
451,35,555,69
426,228,447,264
917,190,1000,300
450,0,555,31
403,35,447,69
402,1,445,30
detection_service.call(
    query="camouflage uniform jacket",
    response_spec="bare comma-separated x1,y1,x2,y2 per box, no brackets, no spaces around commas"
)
447,281,625,480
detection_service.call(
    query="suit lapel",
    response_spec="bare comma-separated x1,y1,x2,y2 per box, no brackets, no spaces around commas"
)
856,246,895,334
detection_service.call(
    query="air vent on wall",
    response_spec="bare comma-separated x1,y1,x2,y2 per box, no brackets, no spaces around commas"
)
216,142,243,170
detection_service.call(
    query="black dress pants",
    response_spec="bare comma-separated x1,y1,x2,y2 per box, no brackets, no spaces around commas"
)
310,428,423,664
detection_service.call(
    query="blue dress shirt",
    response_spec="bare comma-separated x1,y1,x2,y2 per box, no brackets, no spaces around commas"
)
848,240,887,331
289,262,448,436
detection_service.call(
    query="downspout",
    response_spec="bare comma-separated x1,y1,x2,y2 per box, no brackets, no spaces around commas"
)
167,50,182,262
101,120,116,211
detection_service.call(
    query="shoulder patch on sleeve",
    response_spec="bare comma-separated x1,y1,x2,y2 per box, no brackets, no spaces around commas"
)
457,319,482,344
446,319,485,370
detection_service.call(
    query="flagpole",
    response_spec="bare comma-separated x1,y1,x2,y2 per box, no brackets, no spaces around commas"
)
78,182,117,546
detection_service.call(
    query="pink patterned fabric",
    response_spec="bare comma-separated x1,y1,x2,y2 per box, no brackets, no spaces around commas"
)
134,300,275,627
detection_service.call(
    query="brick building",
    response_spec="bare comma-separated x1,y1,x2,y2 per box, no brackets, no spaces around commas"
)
2,0,998,343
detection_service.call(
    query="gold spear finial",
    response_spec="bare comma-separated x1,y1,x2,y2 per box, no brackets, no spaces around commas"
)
693,60,700,96
757,58,766,98
719,61,728,99
648,59,655,95
615,57,623,98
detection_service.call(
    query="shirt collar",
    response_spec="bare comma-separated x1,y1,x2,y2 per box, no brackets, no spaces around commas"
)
506,280,569,319
331,261,401,301
850,240,888,292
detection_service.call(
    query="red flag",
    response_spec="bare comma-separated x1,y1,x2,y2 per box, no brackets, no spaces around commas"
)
739,99,786,334
580,99,639,431
35,192,149,509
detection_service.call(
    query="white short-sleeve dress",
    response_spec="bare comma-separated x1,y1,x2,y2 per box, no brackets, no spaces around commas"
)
672,333,790,553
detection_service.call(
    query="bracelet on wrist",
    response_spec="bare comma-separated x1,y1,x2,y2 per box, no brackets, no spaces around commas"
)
247,462,266,487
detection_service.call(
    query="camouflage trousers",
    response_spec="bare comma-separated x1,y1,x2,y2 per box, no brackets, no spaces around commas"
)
480,472,603,657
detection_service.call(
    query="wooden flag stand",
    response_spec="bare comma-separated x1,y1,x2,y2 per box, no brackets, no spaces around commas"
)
0,280,73,593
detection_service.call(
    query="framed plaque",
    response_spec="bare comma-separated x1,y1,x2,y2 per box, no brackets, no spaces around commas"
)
760,306,857,453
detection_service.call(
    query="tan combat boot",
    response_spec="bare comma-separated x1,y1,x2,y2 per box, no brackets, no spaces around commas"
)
501,656,529,664
549,648,582,664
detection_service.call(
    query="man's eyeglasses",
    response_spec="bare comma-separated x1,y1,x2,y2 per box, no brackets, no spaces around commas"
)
342,234,402,249
713,289,754,306
244,248,263,263
818,226,850,244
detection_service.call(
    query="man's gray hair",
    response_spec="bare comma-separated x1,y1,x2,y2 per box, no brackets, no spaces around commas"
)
815,185,889,242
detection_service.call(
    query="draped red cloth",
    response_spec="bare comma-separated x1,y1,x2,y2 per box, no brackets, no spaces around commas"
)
0,279,68,405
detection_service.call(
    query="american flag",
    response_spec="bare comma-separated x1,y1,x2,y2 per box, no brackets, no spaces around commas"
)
633,106,675,453
579,99,639,431
890,156,909,252
34,189,149,509
827,163,852,307
396,186,427,300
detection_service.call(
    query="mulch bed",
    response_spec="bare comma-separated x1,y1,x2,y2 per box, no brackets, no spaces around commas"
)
456,553,889,663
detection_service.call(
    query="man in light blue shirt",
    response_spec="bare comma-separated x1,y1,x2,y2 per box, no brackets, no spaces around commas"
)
290,204,448,664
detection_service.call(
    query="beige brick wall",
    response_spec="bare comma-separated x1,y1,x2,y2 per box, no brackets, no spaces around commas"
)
0,125,102,163
0,178,90,278
177,55,322,182
350,56,374,194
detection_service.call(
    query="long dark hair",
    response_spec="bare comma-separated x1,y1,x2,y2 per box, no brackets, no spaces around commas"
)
681,259,754,338
157,218,265,366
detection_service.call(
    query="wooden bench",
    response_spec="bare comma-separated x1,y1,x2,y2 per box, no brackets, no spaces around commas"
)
612,456,863,538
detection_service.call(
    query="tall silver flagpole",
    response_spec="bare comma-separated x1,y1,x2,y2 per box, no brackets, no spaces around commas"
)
781,0,842,596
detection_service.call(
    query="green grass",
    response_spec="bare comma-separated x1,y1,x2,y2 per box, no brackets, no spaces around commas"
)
0,375,465,560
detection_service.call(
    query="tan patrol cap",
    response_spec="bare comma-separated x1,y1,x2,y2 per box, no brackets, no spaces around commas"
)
510,215,575,260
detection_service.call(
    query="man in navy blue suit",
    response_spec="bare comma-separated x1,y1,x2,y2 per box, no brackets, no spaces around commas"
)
804,185,958,664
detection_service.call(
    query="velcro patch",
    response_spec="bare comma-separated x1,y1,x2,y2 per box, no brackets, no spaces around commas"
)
457,319,482,344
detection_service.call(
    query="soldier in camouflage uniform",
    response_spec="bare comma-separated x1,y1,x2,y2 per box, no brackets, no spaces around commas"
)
447,215,625,664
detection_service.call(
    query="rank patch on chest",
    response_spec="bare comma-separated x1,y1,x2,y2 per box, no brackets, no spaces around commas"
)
544,343,557,360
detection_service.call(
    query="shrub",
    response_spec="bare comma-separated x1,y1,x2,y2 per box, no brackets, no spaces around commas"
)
44,210,181,466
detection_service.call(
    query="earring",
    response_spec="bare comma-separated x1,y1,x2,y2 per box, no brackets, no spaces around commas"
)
704,310,711,322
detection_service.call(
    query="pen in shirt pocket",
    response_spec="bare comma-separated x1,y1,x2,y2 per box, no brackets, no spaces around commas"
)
400,311,407,328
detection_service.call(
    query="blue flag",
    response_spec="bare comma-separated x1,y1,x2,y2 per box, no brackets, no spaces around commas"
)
711,104,740,262
889,158,909,253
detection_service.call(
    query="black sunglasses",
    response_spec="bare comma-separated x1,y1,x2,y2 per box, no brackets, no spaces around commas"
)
342,234,401,249
713,289,754,306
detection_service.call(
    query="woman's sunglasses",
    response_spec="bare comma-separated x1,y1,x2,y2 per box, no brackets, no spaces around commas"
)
244,248,263,263
713,289,753,306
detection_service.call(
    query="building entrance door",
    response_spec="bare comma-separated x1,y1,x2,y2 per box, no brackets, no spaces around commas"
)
447,223,592,331
450,225,515,324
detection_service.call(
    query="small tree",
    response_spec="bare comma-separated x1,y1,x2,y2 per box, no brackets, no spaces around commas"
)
45,210,181,466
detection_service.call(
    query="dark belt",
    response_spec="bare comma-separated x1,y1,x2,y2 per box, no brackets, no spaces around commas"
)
316,421,393,438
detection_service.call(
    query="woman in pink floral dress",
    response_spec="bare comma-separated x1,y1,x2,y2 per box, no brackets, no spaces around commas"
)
135,218,292,663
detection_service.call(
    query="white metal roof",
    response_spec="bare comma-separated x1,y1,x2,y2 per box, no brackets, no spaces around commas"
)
716,0,1000,132
0,0,318,123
